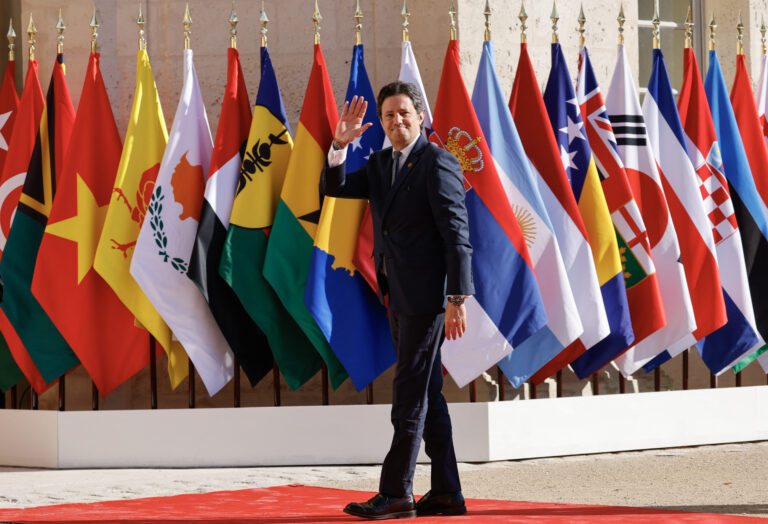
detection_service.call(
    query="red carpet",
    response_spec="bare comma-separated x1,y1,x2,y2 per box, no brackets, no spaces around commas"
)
0,484,761,523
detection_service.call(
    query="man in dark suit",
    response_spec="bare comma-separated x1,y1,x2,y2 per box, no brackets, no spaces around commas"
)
321,81,474,519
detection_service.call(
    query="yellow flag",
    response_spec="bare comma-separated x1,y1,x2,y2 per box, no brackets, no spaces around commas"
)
93,49,188,388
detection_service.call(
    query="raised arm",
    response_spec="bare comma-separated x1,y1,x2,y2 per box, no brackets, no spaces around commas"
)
332,95,374,150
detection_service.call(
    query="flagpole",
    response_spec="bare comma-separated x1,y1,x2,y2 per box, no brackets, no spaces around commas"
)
313,0,321,45
260,2,268,48
137,3,146,51
229,1,238,49
183,3,191,51
225,2,242,406
578,5,585,46
709,10,716,51
519,2,528,44
7,20,15,61
55,9,67,413
136,3,160,409
352,0,375,405
354,0,362,46
484,0,491,42
27,14,36,62
449,0,457,41
259,2,282,407
761,17,766,55
550,1,559,44
734,11,745,389
401,0,409,42
617,3,625,45
88,7,101,411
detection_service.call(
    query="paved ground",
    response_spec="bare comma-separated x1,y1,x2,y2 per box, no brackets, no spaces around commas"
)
0,441,766,518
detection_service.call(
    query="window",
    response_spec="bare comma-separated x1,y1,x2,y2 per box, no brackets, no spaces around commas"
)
638,0,706,94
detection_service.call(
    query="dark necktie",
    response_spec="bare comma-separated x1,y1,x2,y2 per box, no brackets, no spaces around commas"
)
391,150,402,187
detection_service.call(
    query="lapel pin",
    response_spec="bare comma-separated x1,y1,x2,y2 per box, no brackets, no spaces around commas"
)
407,162,412,168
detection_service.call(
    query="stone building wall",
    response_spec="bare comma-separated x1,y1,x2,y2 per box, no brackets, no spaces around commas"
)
0,0,765,410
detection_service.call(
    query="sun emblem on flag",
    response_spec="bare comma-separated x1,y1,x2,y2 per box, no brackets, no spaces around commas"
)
511,204,536,248
445,127,484,174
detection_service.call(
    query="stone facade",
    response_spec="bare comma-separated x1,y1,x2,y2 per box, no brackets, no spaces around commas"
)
0,0,765,410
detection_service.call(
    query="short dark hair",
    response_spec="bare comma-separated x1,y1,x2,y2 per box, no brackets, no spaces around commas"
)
376,81,425,120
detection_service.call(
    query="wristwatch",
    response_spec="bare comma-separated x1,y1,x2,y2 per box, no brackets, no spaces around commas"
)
447,295,465,307
332,139,346,151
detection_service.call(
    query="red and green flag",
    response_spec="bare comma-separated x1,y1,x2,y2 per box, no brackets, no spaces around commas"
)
0,53,78,385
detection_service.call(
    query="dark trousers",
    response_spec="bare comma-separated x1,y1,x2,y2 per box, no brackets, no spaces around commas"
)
378,309,461,497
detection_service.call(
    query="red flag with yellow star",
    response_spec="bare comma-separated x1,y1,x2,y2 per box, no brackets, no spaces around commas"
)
31,52,149,396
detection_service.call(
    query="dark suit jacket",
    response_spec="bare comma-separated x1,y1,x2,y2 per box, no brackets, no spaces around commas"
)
320,134,474,316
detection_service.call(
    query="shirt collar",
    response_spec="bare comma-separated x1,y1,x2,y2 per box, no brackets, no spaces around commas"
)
393,134,420,161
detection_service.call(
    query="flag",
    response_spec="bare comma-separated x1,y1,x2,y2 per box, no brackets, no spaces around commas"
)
673,47,761,375
730,51,768,373
93,49,187,389
263,44,348,389
31,52,152,396
507,41,608,384
131,49,234,396
434,39,547,388
577,45,665,352
304,44,393,391
0,57,43,391
606,44,695,376
643,48,726,358
0,56,19,178
219,47,321,391
544,42,633,378
472,40,581,388
0,53,78,384
352,40,434,292
187,47,272,387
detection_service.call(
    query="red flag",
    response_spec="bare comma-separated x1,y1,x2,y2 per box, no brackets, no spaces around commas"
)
0,58,45,392
0,58,19,177
31,53,149,396
352,206,377,292
0,59,42,259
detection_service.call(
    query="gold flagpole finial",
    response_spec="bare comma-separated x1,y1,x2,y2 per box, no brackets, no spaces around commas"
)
449,0,457,41
709,10,716,51
229,2,238,49
578,4,586,46
684,5,693,48
27,14,36,61
260,2,268,48
183,3,192,50
617,3,625,45
652,0,660,49
401,0,410,42
737,11,744,55
137,3,146,50
551,1,559,44
7,20,15,61
56,8,65,54
313,0,322,45
484,0,492,42
90,8,99,53
519,2,528,44
761,16,766,55
354,0,363,46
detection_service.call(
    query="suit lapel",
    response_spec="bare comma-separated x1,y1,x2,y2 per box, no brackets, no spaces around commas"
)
382,134,428,217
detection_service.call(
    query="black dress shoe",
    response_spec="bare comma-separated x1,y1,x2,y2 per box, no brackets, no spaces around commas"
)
343,493,416,520
415,490,467,516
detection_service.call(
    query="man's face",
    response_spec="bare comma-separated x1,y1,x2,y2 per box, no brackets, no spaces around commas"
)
380,93,425,151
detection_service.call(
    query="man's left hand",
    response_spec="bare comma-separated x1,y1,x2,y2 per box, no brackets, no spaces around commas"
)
445,302,467,340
